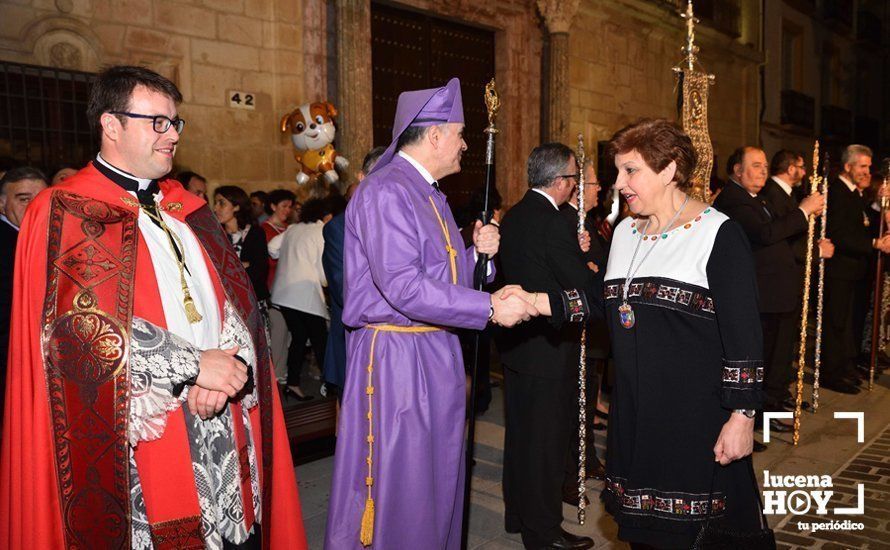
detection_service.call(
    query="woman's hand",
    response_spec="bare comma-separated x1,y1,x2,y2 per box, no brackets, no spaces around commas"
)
495,285,552,316
713,413,754,465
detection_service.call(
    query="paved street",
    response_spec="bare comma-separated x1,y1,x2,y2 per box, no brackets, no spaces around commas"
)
297,370,890,549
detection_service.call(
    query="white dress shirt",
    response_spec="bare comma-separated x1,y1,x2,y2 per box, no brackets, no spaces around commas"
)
95,155,222,350
531,188,560,210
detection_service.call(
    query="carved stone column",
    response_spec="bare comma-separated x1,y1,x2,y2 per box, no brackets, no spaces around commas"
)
336,0,373,180
537,0,579,144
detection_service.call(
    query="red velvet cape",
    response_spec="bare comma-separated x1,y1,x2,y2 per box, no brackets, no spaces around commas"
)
1,164,307,549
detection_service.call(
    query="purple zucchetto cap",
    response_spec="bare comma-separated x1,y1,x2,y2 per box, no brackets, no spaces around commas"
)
368,77,464,175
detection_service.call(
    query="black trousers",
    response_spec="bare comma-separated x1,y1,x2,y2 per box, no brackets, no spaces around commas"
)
278,306,327,387
503,366,574,549
852,276,871,360
761,310,798,406
823,277,860,383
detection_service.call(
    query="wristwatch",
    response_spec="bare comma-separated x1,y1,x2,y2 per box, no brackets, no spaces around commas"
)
733,409,757,418
488,302,495,321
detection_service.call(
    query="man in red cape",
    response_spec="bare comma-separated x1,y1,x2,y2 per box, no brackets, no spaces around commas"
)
1,66,306,549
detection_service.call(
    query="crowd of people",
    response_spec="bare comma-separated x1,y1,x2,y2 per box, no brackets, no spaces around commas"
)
0,65,886,550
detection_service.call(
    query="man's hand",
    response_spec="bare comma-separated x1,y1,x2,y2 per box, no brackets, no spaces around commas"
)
196,346,248,397
473,220,500,257
491,289,538,327
187,386,229,420
800,192,825,217
876,235,890,254
578,230,591,253
818,238,834,259
713,413,755,465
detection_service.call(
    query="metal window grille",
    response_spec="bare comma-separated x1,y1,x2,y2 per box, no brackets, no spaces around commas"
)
0,61,96,172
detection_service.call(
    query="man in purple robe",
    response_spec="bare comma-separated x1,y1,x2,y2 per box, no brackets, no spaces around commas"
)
325,78,537,548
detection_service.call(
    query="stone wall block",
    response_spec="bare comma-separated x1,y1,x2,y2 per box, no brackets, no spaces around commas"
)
203,0,243,14
192,38,259,70
218,13,263,46
155,1,217,39
91,0,152,25
190,63,243,106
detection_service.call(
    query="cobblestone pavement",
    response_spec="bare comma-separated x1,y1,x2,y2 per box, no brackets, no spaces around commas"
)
773,424,890,550
297,370,890,549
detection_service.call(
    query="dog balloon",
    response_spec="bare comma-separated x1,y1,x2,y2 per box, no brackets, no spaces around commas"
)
280,101,349,185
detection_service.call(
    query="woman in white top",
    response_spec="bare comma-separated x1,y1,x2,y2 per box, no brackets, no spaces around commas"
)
268,197,333,401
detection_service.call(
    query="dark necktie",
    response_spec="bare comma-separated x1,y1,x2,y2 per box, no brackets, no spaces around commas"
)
760,199,772,220
432,181,441,193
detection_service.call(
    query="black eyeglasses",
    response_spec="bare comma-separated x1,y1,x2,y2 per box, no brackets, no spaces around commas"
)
559,173,580,181
109,111,186,134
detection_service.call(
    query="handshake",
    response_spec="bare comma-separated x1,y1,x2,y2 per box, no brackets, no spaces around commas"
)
489,285,548,327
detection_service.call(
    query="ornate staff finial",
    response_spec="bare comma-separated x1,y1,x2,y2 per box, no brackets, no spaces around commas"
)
484,78,500,134
673,0,714,203
680,0,699,72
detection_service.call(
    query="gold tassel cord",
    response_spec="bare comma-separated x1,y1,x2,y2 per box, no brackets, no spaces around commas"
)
360,328,381,547
793,141,820,446
359,324,443,546
428,196,459,284
139,204,203,323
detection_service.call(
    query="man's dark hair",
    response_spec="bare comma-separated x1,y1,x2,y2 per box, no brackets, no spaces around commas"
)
528,142,575,189
250,190,269,202
770,150,803,176
327,194,348,217
300,197,335,223
396,125,434,151
362,146,388,174
177,171,205,186
726,147,746,178
267,189,295,206
1,166,48,192
214,185,252,228
87,66,183,139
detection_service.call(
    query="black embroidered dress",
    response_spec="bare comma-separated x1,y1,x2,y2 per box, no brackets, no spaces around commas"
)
601,207,765,548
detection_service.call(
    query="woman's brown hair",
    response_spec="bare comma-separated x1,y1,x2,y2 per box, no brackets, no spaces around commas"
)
608,118,697,190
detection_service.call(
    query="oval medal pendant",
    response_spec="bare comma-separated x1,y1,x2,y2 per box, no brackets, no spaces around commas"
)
618,302,635,329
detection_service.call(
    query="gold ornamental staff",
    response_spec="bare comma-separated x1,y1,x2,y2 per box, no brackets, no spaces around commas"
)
812,153,829,411
575,133,589,525
672,0,715,203
868,161,890,391
794,141,821,445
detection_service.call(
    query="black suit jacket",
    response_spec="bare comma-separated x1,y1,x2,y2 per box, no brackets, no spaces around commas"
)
1,221,18,406
558,203,608,270
759,178,807,282
713,181,807,313
826,178,873,281
497,190,600,379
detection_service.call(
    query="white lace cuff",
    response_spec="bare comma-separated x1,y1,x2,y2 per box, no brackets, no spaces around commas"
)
128,317,202,446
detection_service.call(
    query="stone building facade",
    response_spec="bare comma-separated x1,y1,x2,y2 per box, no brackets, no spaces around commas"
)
2,0,775,202
1,0,309,194
761,0,888,168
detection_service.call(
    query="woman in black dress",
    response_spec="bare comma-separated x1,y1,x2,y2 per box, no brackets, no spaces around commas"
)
213,185,270,303
502,119,767,548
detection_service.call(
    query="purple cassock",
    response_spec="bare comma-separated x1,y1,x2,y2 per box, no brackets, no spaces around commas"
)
324,78,492,549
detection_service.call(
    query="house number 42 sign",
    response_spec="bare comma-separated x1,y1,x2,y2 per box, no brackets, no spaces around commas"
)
228,90,256,110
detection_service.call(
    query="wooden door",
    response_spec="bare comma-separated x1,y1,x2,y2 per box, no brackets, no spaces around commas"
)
371,2,495,210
